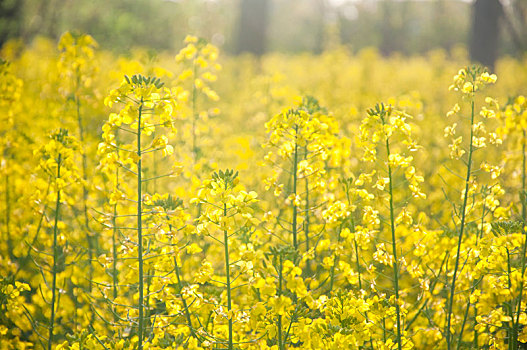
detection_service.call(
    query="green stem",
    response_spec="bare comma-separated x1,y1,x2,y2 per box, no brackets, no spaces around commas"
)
457,277,483,350
344,194,362,291
329,224,342,293
76,91,95,325
145,266,152,336
382,317,387,343
456,297,470,349
523,129,526,234
48,154,62,350
5,173,13,260
513,129,527,349
174,255,199,342
112,200,119,327
166,212,198,341
137,98,145,350
277,254,284,350
153,149,158,192
304,168,310,273
354,238,362,291
349,217,362,291
385,134,403,350
112,131,120,332
473,307,478,349
457,203,487,349
507,248,515,350
292,125,299,250
446,97,475,350
112,167,119,301
14,181,51,279
191,61,198,159
223,202,233,350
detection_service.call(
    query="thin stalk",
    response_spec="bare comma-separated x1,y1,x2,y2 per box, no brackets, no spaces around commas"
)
513,129,527,349
112,198,119,327
328,224,342,293
277,254,284,350
344,194,362,291
5,173,13,260
191,61,202,218
354,240,362,291
112,130,120,333
75,85,95,325
304,145,310,273
14,181,51,278
153,149,158,192
191,61,198,159
382,317,387,343
350,218,362,291
173,254,199,341
48,154,62,350
112,160,120,302
446,97,476,350
473,306,478,349
144,129,159,335
523,129,526,228
145,266,152,334
137,98,145,350
292,125,299,250
384,135,403,350
507,249,514,350
457,203,487,349
456,278,482,350
223,201,233,350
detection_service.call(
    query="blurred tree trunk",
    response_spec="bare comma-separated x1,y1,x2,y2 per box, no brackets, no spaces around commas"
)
380,0,394,56
433,0,448,50
469,0,502,72
21,0,61,41
0,0,23,46
236,0,270,56
501,0,526,54
43,0,61,39
314,0,326,54
380,0,412,55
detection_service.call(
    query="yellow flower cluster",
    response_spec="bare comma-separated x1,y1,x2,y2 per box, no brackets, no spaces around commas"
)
2,31,527,350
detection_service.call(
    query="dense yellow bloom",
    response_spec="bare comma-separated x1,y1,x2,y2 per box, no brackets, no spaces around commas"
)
4,30,527,350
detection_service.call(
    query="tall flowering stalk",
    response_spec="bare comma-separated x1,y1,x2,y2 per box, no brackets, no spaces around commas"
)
175,35,221,161
498,96,527,348
263,98,340,347
0,59,23,262
32,129,80,350
264,97,338,253
99,74,176,349
140,193,199,344
57,31,99,322
173,36,222,220
443,66,497,349
192,169,259,349
325,176,376,293
359,103,426,350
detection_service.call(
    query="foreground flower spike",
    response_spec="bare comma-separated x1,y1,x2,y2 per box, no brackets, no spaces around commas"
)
497,96,527,349
0,59,23,261
57,30,99,324
264,96,339,254
99,74,176,350
444,65,498,350
32,128,80,350
192,169,259,349
359,102,424,350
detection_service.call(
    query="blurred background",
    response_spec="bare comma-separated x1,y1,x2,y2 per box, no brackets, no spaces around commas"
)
0,0,525,70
